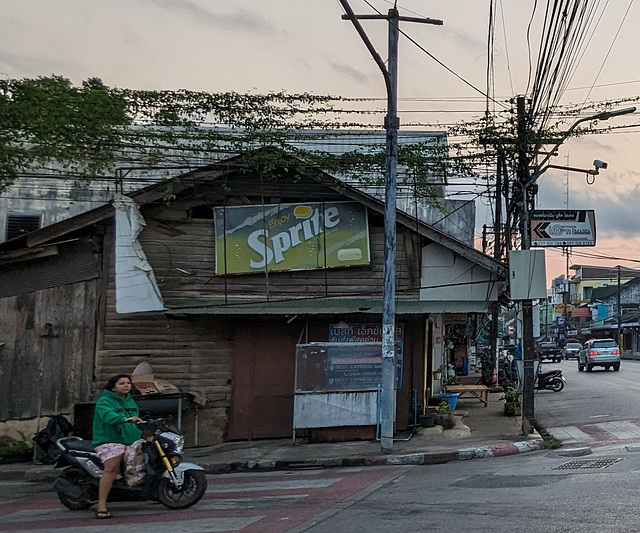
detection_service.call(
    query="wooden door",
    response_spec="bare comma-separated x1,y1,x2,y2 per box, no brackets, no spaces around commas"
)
229,322,298,439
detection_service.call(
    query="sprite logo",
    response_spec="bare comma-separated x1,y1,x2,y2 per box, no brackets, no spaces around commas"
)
248,206,339,268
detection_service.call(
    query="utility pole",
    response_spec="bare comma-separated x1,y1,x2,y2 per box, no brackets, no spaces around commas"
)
339,1,441,452
515,95,536,433
512,100,634,434
489,150,504,386
617,265,622,348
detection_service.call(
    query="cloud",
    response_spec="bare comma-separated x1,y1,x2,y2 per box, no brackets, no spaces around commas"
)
537,171,640,240
148,0,277,34
329,61,370,86
0,52,77,79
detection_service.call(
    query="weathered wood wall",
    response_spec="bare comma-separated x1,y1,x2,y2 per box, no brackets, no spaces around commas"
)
0,281,97,421
96,199,423,443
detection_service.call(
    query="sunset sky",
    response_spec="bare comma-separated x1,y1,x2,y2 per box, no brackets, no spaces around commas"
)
3,1,640,284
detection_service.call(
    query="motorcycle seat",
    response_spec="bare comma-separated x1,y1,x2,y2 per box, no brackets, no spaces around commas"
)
63,438,96,452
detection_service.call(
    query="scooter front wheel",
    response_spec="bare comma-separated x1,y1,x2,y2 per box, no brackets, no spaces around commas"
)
157,469,207,509
550,378,565,392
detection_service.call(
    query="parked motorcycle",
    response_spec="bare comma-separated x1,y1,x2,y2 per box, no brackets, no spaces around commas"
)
536,367,565,392
52,418,207,511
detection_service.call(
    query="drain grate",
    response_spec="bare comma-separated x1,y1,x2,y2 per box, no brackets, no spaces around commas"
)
553,458,623,470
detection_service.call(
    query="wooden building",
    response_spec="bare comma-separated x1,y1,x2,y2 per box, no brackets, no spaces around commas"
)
0,150,507,445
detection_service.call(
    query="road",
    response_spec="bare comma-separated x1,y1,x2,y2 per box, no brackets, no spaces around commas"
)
535,357,640,447
5,359,640,532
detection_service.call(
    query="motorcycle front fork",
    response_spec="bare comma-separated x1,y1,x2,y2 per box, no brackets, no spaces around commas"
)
153,440,183,490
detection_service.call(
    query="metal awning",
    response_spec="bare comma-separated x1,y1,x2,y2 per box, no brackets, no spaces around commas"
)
165,298,489,317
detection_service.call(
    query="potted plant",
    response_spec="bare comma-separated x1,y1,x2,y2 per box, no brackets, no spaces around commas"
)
432,364,444,380
433,401,456,429
500,387,522,416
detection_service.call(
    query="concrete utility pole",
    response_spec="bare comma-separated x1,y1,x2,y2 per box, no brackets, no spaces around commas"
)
515,96,536,433
339,1,441,452
617,265,622,348
515,98,635,433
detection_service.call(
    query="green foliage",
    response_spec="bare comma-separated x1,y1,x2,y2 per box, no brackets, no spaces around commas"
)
0,76,470,202
0,76,129,190
536,427,562,450
434,401,456,428
480,351,495,387
0,431,33,460
434,401,452,414
499,387,522,407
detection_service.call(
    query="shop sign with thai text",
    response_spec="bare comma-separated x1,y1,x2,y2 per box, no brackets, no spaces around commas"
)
330,323,404,388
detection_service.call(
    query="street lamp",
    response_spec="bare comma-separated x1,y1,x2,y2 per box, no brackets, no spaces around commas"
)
522,106,636,248
518,104,635,433
536,107,636,172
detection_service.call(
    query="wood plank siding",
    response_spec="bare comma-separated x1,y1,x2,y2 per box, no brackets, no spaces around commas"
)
96,199,423,442
0,281,97,421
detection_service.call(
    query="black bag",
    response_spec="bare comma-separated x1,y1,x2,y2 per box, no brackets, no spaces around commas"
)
33,415,73,464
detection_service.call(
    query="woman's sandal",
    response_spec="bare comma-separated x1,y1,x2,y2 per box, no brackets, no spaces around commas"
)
95,510,113,519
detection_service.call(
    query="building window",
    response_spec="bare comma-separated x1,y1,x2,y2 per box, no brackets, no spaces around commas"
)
6,214,41,241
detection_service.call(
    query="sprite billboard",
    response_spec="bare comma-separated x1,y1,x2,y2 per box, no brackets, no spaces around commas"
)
214,201,370,275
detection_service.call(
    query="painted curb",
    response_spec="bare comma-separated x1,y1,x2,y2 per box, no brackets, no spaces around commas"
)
6,437,546,482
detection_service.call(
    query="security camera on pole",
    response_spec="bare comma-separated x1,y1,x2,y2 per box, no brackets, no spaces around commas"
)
515,97,635,433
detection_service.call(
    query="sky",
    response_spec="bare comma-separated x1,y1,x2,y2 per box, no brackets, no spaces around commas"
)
2,0,640,286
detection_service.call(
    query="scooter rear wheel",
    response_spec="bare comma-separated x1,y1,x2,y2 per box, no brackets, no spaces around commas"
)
157,469,207,509
55,468,94,510
550,378,564,392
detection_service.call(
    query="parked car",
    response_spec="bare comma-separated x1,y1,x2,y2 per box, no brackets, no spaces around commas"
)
562,341,583,360
578,338,620,372
536,341,562,363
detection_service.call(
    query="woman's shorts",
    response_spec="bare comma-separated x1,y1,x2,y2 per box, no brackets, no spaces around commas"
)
95,443,127,463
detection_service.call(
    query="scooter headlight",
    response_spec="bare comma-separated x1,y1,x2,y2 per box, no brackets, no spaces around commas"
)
173,435,185,453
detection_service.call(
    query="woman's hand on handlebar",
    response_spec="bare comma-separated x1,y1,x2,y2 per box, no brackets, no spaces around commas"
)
125,416,144,424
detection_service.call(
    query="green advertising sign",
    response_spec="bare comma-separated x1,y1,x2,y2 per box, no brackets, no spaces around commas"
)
214,202,370,274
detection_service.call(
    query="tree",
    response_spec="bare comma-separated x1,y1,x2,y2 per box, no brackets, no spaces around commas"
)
0,76,473,205
0,76,129,190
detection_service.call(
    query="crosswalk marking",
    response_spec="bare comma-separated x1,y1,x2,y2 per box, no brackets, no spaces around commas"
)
199,494,308,509
548,425,594,443
593,421,640,440
207,478,340,493
547,419,640,445
0,466,403,533
0,517,263,533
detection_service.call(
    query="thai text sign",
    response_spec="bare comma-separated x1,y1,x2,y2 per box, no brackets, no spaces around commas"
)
295,342,383,392
214,202,370,274
530,210,596,247
329,322,404,388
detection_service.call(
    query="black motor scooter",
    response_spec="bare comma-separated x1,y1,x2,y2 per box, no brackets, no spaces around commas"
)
536,366,565,392
52,418,207,511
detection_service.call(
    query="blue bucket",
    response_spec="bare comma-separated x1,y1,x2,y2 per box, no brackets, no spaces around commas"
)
433,392,459,410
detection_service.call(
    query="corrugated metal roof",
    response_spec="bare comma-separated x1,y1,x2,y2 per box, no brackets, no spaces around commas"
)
165,298,489,316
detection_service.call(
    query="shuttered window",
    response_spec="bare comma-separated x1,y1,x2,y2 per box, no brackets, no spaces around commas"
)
6,214,41,241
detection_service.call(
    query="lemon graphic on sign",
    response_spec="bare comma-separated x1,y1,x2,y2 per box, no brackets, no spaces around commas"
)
293,205,312,219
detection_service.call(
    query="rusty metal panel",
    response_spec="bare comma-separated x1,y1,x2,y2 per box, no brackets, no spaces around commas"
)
293,392,378,429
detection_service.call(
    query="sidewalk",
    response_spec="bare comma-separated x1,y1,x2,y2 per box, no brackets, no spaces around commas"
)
0,390,543,483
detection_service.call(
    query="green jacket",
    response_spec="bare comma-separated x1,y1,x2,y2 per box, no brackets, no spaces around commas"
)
92,389,142,446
